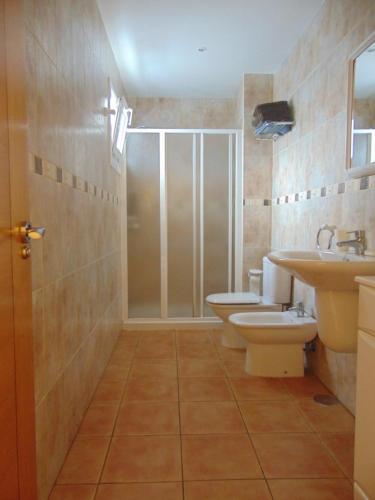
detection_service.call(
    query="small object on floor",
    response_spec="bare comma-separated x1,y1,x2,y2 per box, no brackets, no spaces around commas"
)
313,394,339,406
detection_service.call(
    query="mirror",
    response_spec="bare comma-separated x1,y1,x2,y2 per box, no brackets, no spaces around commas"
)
348,38,375,175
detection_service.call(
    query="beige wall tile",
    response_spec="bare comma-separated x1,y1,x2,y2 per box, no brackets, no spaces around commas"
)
129,97,237,129
24,0,123,497
272,0,375,414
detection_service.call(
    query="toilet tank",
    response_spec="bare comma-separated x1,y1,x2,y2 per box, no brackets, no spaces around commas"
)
263,256,291,304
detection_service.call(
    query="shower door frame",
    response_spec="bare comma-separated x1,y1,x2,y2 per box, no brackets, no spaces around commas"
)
122,128,243,325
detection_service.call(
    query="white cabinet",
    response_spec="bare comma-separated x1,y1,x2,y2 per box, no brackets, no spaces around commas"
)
354,280,375,500
354,330,375,499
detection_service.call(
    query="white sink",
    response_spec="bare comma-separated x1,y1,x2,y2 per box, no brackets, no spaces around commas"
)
268,250,375,353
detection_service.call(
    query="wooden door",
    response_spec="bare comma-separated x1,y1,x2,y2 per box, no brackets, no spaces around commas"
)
0,0,37,498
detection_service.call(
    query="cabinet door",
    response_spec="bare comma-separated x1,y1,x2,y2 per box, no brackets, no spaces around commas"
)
354,330,375,499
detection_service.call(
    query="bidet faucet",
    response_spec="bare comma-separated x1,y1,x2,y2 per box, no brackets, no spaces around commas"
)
289,302,305,318
336,230,365,256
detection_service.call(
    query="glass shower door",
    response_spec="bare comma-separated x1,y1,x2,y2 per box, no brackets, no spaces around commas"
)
126,133,161,318
166,133,195,317
125,129,242,320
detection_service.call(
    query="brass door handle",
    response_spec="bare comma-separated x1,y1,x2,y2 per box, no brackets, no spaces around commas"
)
18,222,46,259
20,221,46,242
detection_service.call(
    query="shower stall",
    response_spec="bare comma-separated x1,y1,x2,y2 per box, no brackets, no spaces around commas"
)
123,129,243,323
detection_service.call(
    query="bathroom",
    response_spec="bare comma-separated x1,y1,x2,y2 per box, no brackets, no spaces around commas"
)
1,0,375,498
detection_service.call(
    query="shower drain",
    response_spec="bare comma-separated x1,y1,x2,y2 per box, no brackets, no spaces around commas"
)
313,394,340,406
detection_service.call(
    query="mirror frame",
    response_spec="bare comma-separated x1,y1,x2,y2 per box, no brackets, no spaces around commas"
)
346,31,375,176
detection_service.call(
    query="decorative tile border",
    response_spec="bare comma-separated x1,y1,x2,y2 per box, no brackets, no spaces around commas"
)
271,174,375,206
244,197,271,207
29,154,120,206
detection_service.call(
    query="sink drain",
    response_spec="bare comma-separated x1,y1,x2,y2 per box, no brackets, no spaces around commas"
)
313,394,339,406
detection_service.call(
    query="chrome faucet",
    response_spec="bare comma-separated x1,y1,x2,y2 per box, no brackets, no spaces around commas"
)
289,302,305,318
336,230,366,255
316,224,336,250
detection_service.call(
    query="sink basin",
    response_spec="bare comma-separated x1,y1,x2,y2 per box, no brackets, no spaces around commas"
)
268,250,375,353
268,250,375,291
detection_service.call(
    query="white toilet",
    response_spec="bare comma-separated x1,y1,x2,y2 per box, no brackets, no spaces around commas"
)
229,310,317,377
206,257,292,349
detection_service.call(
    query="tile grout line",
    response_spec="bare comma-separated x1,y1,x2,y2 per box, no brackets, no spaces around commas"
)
45,309,124,495
175,330,185,499
63,329,353,497
314,431,354,483
94,332,140,497
220,335,353,489
211,331,276,500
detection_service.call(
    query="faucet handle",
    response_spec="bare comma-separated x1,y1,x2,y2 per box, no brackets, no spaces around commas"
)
347,229,365,239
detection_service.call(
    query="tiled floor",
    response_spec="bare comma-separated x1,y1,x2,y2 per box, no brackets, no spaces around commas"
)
49,330,355,499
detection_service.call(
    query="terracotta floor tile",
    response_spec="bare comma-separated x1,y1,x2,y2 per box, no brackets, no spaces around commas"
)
239,401,312,433
57,436,110,484
177,330,212,344
116,335,139,348
91,381,125,404
101,364,130,382
319,433,354,478
251,433,344,479
139,331,175,342
230,378,291,401
130,358,177,378
138,334,175,347
114,402,180,435
268,478,353,499
180,402,246,434
216,346,246,361
223,360,251,378
124,377,178,402
184,480,272,499
79,404,118,435
112,344,137,356
49,484,97,500
283,376,331,399
102,436,182,483
96,482,183,500
136,342,176,359
297,399,355,433
182,435,262,480
209,330,223,346
108,350,134,365
178,358,225,377
178,343,217,359
179,377,233,402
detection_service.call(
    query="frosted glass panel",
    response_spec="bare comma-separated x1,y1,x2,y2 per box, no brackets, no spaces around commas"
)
127,134,160,317
166,134,194,317
203,134,229,316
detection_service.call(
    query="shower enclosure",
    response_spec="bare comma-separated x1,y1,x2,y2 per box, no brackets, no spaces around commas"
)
124,129,243,322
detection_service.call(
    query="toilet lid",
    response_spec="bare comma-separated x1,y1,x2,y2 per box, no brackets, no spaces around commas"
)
206,292,260,305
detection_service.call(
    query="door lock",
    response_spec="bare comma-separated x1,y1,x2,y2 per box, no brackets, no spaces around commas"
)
21,245,31,259
18,222,46,259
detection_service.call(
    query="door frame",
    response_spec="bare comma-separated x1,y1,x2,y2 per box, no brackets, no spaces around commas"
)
1,0,37,497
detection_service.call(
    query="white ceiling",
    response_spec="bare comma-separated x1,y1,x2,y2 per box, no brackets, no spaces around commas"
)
97,0,324,99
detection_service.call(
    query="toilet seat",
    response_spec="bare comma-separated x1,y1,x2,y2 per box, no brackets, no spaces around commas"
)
206,292,260,305
206,292,281,349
